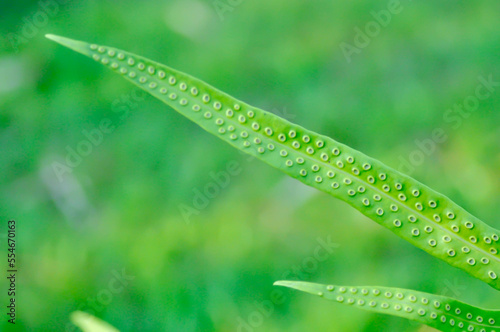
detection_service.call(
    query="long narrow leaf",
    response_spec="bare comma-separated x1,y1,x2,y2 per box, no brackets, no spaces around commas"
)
275,280,500,332
46,34,500,290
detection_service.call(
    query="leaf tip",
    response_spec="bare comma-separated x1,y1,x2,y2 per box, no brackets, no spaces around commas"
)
45,34,74,45
274,280,327,296
45,33,58,41
273,280,295,287
45,34,91,57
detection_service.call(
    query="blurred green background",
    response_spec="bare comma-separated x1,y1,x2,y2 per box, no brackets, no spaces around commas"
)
1,0,499,331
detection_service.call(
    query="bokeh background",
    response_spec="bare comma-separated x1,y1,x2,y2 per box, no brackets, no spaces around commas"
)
1,0,499,331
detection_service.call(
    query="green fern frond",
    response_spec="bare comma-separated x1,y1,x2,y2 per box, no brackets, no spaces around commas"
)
275,281,500,332
46,34,500,290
